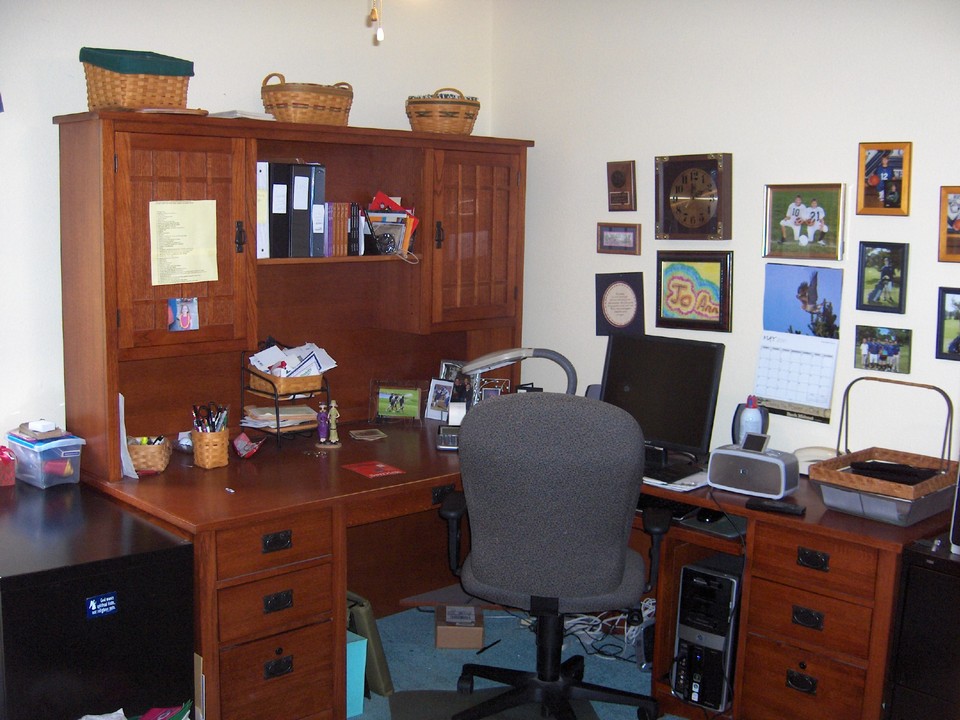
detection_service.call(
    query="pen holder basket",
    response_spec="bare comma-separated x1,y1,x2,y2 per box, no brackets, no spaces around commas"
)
191,430,229,469
128,438,172,473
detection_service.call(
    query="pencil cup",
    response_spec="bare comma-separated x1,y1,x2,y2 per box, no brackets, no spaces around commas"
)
191,429,229,469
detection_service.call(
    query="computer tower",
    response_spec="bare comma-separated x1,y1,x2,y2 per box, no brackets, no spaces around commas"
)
671,553,743,712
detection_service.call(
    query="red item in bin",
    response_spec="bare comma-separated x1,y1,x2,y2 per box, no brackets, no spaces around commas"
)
0,447,15,486
42,458,74,477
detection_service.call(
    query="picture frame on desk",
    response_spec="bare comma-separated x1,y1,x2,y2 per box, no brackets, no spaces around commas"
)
655,250,732,332
426,378,453,421
370,380,427,421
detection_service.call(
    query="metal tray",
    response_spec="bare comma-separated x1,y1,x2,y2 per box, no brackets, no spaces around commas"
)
811,478,955,526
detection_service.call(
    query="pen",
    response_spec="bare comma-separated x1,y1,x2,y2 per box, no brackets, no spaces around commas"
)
476,638,501,655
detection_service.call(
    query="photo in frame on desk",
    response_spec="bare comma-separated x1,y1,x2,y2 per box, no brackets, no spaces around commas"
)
369,379,427,422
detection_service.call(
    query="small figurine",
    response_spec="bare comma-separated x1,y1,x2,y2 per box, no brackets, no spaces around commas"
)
317,403,329,444
328,400,341,445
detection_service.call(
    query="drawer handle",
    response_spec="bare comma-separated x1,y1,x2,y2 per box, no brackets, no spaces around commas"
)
262,529,293,554
796,546,830,572
785,668,818,695
264,654,294,680
263,589,294,614
791,605,824,631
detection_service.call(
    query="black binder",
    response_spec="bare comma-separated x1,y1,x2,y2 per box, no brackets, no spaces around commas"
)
288,164,313,258
268,162,291,258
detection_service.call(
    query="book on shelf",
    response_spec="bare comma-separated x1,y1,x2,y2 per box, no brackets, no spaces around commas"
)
256,161,270,258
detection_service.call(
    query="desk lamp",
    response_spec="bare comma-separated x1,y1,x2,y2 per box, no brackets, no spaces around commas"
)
460,347,577,404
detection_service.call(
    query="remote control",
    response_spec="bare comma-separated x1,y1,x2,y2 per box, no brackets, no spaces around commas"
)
745,497,806,516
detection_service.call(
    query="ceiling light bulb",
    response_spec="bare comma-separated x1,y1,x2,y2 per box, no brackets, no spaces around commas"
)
376,25,384,41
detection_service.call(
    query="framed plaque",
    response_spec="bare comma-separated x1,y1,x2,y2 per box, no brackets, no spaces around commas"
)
596,272,644,336
607,160,637,212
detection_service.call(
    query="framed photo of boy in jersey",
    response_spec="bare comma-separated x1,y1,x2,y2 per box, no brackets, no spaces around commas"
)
856,242,908,314
938,186,960,262
856,142,912,217
763,183,845,261
936,287,960,361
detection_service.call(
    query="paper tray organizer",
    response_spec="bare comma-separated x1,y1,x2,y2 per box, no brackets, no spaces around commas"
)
808,377,958,525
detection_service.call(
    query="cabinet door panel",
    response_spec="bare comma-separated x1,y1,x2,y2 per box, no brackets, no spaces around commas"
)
432,151,520,326
115,132,251,358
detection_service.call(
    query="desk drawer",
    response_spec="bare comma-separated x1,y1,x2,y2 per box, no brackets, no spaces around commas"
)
217,507,333,580
751,522,878,601
747,577,872,659
739,633,865,720
220,620,333,720
219,563,333,645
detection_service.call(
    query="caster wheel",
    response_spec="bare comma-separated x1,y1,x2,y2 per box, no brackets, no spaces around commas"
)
457,674,474,695
637,707,657,720
569,655,585,681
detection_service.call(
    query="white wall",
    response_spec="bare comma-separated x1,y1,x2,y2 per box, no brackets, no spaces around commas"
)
492,0,960,459
2,0,958,462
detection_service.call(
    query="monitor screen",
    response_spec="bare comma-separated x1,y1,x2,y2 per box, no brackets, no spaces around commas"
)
600,333,725,468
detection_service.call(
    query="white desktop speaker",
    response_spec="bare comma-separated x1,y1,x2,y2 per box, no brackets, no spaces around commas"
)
707,444,799,499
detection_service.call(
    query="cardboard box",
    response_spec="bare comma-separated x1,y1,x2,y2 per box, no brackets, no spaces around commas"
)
435,605,485,649
346,630,368,718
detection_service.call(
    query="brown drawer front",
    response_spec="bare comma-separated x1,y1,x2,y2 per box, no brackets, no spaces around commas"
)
217,508,333,579
220,621,333,720
219,564,333,645
748,578,873,659
740,634,865,720
751,522,878,600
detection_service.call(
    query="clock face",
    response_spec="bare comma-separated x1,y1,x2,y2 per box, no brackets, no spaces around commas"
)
669,168,718,229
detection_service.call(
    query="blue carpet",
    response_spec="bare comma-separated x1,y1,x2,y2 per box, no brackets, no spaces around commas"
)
357,607,684,720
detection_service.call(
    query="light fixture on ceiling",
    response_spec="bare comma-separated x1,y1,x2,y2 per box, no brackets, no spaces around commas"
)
369,0,384,42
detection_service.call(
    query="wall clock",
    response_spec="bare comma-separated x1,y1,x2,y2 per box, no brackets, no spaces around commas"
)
655,153,732,239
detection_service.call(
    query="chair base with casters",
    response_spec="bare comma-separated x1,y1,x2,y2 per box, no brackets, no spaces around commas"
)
453,611,658,720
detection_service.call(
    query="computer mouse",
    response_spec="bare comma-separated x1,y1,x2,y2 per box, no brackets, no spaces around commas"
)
696,508,725,524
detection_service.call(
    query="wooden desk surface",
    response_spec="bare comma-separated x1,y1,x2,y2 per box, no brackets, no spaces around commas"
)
85,422,461,535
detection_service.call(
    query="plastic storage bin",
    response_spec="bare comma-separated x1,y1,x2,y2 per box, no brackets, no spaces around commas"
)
5,433,85,489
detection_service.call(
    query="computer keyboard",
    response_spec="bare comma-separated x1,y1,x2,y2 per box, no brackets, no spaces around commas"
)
636,493,698,520
643,463,702,484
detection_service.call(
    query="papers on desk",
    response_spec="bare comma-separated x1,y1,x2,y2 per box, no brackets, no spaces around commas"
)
248,342,337,377
241,405,316,429
643,471,710,492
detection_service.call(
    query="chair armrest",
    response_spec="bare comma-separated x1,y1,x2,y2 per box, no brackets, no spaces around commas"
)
438,490,467,576
641,506,672,594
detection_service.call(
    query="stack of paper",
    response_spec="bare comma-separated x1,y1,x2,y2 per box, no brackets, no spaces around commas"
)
241,405,317,429
249,343,337,377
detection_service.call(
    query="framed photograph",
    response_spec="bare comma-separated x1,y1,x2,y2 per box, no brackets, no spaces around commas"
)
478,377,510,401
597,223,640,255
656,250,733,332
439,359,464,381
938,186,960,262
654,153,732,240
369,380,426,421
936,287,960,360
856,142,912,216
426,378,454,421
606,160,637,211
763,183,845,260
856,241,908,314
855,324,912,374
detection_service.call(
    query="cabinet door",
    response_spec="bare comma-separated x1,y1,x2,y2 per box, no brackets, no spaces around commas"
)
431,150,521,327
115,132,253,359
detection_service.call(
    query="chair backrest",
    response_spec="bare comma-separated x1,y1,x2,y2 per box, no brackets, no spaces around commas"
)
458,392,645,601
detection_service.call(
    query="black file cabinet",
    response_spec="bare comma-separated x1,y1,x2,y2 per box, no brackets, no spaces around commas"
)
0,482,193,720
886,534,960,720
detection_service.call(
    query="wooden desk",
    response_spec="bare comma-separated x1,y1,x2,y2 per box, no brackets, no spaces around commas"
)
86,424,460,720
634,479,949,720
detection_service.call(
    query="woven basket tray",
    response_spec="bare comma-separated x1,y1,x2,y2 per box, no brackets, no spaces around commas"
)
127,439,172,473
261,73,353,125
247,365,324,396
83,63,189,110
406,88,480,135
809,447,958,500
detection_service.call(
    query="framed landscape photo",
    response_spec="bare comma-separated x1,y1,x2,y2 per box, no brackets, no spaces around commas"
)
856,142,912,216
936,287,960,360
655,250,732,332
597,223,640,255
855,324,912,374
763,183,845,260
856,241,908,314
939,186,960,262
369,380,426,421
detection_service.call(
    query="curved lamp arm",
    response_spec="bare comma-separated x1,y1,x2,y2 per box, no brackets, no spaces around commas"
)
460,347,577,395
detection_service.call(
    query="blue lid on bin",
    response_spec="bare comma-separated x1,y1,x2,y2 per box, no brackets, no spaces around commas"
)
79,47,194,77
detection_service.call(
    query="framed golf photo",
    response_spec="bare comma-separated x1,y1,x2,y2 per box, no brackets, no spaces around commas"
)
857,142,911,216
369,380,425,421
763,183,845,260
936,287,960,361
856,242,908,314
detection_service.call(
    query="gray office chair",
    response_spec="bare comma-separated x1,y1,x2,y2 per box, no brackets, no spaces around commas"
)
442,392,662,720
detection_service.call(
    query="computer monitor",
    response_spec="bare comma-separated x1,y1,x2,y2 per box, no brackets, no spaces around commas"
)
600,333,725,473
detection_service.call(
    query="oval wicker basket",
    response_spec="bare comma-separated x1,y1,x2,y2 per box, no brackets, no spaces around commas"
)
406,88,480,135
261,73,353,125
127,438,172,473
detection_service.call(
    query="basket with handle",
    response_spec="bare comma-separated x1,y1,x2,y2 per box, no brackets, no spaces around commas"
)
405,88,480,135
261,73,353,125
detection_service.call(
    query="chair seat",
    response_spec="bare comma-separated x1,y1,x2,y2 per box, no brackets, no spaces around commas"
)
460,549,645,615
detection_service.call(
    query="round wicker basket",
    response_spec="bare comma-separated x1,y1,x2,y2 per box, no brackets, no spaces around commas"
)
405,88,480,135
261,73,353,125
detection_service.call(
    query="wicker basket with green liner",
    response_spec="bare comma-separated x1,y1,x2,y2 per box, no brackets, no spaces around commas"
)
261,73,353,125
79,47,193,110
405,88,480,135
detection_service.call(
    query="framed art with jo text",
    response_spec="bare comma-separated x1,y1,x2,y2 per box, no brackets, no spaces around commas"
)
656,250,733,332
